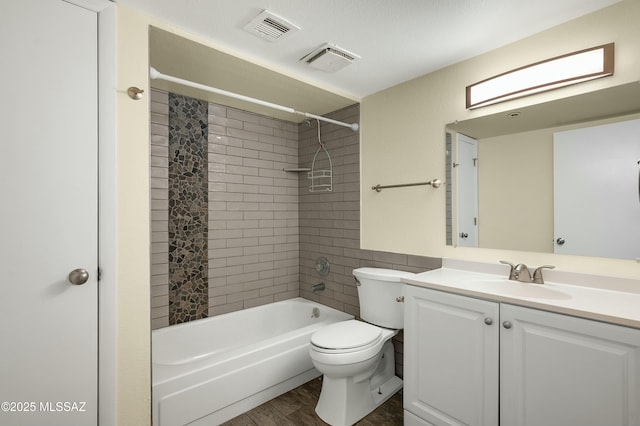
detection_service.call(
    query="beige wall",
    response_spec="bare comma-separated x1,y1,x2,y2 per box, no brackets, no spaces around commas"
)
361,0,640,279
115,6,153,425
478,129,554,252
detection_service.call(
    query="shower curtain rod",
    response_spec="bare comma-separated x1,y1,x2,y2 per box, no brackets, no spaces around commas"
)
149,67,359,132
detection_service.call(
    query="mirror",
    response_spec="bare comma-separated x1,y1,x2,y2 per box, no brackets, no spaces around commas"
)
446,82,640,259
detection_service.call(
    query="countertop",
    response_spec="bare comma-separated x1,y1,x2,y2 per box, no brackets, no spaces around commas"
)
402,260,640,329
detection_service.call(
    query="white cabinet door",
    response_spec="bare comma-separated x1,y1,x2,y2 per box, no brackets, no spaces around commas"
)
404,286,499,426
405,409,435,426
0,1,99,424
501,304,640,426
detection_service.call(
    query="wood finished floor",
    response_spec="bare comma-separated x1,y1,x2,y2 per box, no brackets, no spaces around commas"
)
221,376,404,426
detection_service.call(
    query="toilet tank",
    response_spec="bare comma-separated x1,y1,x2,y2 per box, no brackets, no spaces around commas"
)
353,267,415,329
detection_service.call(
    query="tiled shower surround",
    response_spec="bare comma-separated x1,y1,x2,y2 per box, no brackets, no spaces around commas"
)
151,88,301,328
150,89,442,372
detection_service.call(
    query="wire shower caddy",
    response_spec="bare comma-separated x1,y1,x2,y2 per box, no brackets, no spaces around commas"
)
308,119,333,192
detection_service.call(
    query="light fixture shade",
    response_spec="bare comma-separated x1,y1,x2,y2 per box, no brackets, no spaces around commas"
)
466,43,614,109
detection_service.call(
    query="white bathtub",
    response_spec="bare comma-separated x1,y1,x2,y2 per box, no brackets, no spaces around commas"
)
152,297,353,425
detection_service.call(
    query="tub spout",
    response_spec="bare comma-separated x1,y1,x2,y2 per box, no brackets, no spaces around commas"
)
311,282,325,293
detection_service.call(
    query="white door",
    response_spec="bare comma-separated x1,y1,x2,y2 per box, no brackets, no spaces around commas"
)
553,119,640,259
455,133,479,247
404,286,499,426
501,304,640,426
0,1,98,424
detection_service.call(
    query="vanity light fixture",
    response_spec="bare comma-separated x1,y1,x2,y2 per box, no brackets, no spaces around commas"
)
466,43,614,109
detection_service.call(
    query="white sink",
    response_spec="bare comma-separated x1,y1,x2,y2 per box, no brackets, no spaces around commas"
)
478,279,571,300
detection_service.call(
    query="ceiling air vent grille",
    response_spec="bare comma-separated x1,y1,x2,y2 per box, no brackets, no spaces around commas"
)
301,43,361,73
307,47,357,63
243,10,300,42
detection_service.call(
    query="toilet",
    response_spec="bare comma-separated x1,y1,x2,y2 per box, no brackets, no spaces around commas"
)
309,267,414,426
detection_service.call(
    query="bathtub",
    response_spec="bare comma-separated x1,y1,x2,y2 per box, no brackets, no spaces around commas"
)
152,297,353,425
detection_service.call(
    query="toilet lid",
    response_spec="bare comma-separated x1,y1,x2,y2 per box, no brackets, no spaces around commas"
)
311,320,382,350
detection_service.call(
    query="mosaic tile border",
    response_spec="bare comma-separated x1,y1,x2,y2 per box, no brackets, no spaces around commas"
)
168,93,209,324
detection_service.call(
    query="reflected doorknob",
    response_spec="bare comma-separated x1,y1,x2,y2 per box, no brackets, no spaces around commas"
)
68,268,89,285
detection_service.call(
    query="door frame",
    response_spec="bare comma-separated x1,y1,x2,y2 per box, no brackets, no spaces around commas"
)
64,0,117,423
97,2,117,424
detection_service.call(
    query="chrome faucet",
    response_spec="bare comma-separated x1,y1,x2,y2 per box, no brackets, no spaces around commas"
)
311,282,325,293
500,261,555,284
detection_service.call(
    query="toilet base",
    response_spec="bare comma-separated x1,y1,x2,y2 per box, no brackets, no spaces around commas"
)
370,375,402,407
315,375,403,426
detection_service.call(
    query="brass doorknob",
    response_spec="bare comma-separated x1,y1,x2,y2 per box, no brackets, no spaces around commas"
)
68,268,89,285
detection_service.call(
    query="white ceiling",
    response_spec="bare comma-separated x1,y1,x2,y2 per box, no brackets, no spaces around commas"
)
117,0,621,100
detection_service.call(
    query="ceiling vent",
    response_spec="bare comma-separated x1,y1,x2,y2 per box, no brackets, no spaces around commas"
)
301,43,361,73
243,10,300,42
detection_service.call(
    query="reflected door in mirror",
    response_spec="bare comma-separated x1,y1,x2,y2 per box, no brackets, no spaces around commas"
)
553,118,640,259
456,133,479,247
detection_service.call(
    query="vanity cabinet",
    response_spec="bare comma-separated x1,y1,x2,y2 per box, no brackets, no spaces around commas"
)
500,303,640,426
404,286,499,425
404,285,640,426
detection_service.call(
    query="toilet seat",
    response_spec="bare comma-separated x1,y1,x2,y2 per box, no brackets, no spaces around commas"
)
311,320,383,354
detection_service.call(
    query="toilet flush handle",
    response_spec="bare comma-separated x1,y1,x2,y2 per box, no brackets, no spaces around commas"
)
396,296,404,303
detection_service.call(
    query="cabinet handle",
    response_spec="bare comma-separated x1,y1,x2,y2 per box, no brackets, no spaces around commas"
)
484,317,493,325
503,321,512,329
